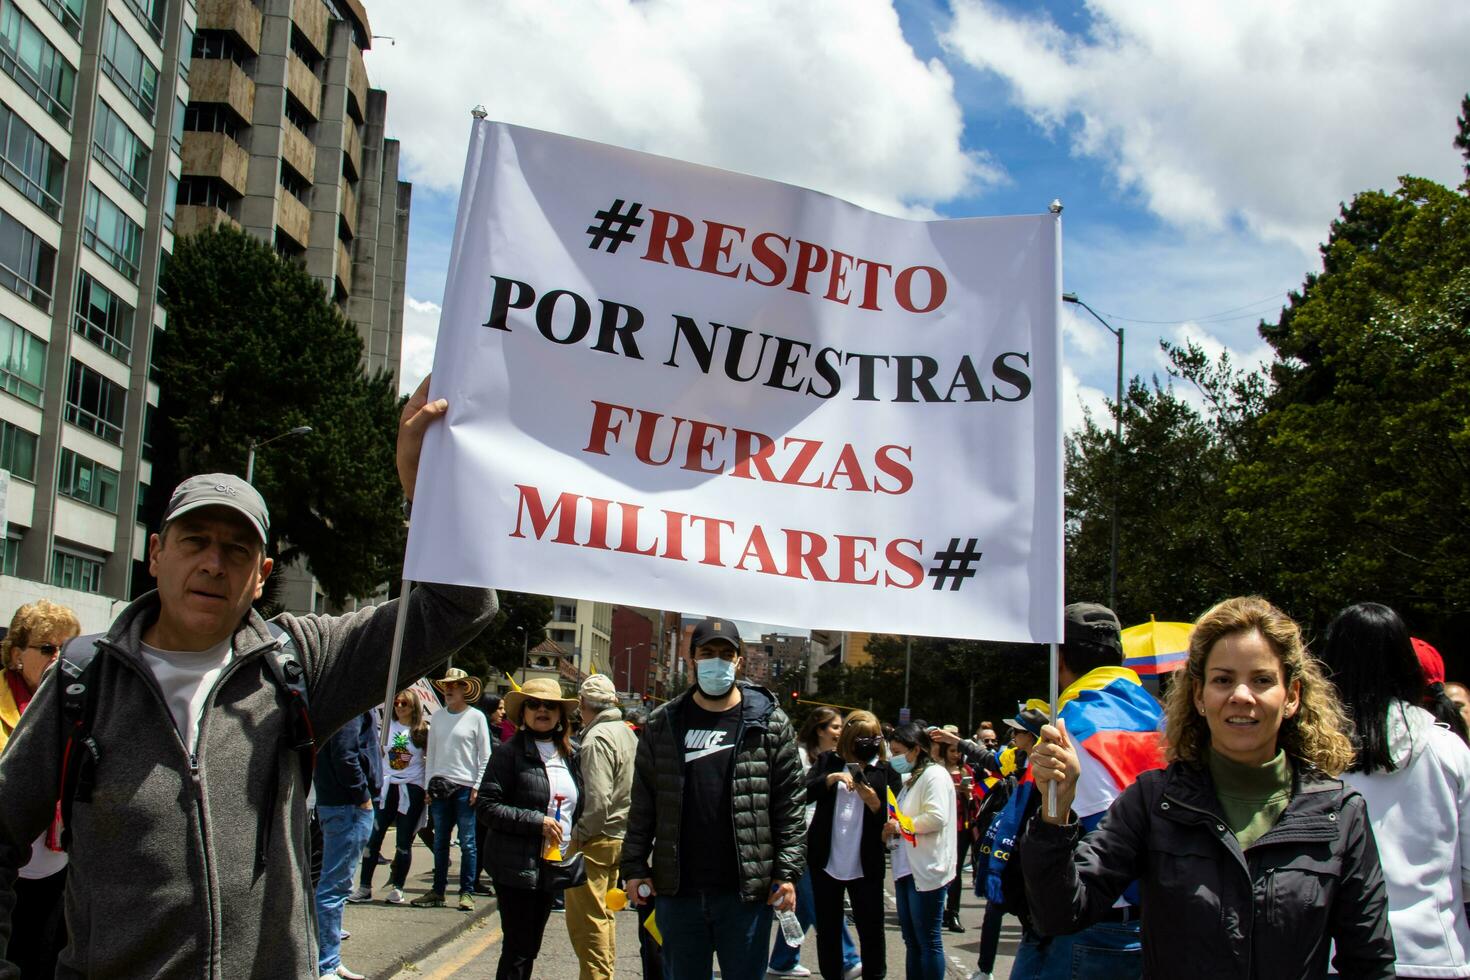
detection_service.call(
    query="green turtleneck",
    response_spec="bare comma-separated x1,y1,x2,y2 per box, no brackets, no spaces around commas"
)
1207,748,1293,850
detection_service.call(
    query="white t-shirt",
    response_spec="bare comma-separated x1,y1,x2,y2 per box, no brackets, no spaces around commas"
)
425,706,492,790
800,746,818,828
538,739,579,844
825,782,865,881
382,720,426,785
138,638,233,757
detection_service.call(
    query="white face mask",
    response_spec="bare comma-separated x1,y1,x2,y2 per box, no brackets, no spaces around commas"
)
695,657,737,697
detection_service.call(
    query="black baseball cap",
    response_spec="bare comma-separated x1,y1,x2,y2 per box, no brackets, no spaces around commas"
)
690,617,742,652
1064,602,1123,658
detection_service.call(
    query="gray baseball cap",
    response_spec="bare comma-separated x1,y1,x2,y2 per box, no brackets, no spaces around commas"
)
162,474,269,544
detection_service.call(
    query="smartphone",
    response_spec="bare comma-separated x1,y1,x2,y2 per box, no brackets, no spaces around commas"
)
846,762,867,786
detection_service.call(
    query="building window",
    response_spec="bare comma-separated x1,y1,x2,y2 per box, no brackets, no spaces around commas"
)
0,315,44,405
170,95,184,153
192,29,249,67
1,534,18,575
278,163,310,205
52,548,105,592
83,185,143,283
135,480,148,522
283,97,313,136
64,359,126,445
177,174,237,210
37,0,83,41
177,22,192,80
0,0,76,128
0,101,65,218
0,418,36,480
184,102,243,141
122,0,165,42
58,448,120,512
100,16,159,121
0,208,55,312
163,171,177,231
92,100,150,203
74,269,134,362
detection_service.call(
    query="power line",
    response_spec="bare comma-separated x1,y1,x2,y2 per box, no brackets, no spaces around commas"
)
1094,291,1289,326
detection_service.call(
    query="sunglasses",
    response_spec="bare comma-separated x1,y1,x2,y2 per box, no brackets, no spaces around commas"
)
393,699,411,707
523,699,557,712
28,644,60,657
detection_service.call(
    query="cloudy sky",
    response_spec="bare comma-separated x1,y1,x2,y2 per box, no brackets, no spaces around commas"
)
366,0,1468,432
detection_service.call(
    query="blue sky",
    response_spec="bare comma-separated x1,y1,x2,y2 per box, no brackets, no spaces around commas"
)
371,1,1467,432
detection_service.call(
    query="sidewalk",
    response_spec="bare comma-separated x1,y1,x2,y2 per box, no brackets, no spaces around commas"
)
340,831,495,980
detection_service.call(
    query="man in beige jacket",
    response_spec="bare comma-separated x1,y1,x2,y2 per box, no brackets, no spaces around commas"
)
567,674,639,980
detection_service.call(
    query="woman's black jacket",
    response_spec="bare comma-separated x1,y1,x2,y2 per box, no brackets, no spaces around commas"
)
478,729,585,891
805,751,899,880
1020,758,1395,979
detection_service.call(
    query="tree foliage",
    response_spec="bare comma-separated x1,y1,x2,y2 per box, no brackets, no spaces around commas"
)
153,227,405,603
1066,99,1470,661
436,591,554,687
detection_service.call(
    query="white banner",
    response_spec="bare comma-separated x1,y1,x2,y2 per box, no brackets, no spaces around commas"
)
407,121,1063,643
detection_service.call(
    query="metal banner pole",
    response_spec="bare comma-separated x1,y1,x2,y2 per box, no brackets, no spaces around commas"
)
1046,641,1060,818
379,577,415,752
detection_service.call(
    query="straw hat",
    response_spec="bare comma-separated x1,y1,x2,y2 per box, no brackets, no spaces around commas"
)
431,667,483,703
504,676,581,725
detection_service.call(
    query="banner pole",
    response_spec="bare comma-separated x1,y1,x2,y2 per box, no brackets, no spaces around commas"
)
1046,640,1060,818
379,577,415,752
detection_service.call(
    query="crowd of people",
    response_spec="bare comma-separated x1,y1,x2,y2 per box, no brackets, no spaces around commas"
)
0,378,1468,979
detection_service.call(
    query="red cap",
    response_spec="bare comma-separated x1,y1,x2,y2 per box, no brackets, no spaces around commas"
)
1412,637,1445,685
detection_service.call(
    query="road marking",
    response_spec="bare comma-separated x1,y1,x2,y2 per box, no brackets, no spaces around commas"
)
420,923,503,979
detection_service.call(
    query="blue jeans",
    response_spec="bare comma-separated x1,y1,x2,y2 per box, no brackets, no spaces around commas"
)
657,890,772,980
1011,921,1142,980
315,804,375,974
768,868,860,973
429,786,477,895
894,875,947,980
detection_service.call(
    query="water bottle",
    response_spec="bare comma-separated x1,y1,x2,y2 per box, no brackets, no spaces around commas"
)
776,907,803,946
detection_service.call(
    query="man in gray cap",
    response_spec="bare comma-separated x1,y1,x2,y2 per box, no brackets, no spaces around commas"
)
0,378,498,979
565,673,638,980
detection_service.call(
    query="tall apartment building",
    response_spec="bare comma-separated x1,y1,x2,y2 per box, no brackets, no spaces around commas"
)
544,595,612,680
0,0,408,628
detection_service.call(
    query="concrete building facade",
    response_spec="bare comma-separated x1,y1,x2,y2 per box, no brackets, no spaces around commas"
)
0,0,408,620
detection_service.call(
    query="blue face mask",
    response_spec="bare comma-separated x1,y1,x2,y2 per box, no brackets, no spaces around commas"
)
890,752,914,775
696,657,737,697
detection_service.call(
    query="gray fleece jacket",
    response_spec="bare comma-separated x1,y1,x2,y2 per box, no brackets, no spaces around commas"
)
0,583,497,979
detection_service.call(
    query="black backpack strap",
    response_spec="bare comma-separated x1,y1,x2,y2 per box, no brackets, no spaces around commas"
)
255,621,315,874
56,634,106,850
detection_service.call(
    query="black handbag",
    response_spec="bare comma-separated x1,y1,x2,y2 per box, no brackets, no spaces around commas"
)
539,850,587,890
426,776,456,802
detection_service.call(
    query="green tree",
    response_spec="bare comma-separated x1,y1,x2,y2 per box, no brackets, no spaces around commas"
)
436,590,554,687
153,227,405,603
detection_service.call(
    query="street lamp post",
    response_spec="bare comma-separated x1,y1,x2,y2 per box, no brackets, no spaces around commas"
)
1063,292,1124,610
245,425,313,483
517,625,529,686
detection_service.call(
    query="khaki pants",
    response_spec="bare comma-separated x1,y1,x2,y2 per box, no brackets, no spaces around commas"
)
566,835,622,980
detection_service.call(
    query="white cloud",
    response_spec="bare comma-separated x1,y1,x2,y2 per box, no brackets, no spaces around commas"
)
944,0,1470,252
1062,363,1111,433
365,0,997,218
399,297,441,393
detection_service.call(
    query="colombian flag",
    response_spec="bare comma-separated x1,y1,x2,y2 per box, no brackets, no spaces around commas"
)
1057,666,1165,824
886,787,917,845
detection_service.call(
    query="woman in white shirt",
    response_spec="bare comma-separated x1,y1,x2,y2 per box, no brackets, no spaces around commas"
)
884,722,957,980
353,688,429,904
807,710,899,980
481,677,585,980
1321,603,1470,978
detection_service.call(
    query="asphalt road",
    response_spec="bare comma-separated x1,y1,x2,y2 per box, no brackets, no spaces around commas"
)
389,872,1022,979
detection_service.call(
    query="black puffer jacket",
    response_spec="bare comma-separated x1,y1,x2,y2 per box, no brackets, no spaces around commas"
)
1021,759,1395,979
620,683,805,903
478,729,584,891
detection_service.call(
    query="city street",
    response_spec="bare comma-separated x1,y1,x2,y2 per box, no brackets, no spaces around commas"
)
371,840,1021,979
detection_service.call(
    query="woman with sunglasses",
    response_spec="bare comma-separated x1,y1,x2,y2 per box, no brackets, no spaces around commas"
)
0,600,81,978
807,710,897,979
480,677,585,980
769,707,863,979
352,688,430,904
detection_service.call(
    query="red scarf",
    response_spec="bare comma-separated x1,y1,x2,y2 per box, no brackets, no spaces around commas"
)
5,670,32,716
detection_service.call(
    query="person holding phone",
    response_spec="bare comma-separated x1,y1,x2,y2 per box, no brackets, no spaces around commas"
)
807,710,898,979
